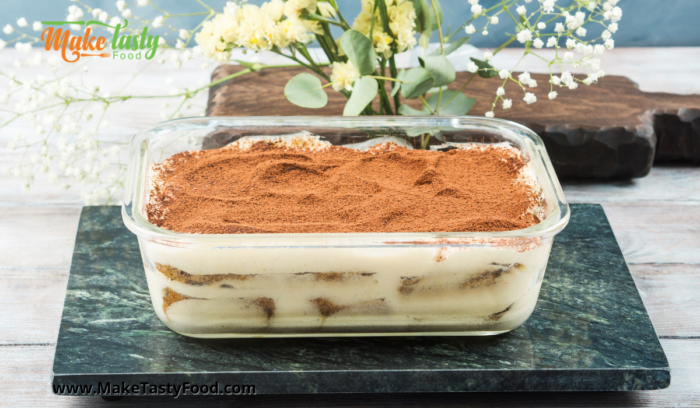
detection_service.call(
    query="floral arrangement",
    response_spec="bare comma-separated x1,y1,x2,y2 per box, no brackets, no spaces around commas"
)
0,0,622,203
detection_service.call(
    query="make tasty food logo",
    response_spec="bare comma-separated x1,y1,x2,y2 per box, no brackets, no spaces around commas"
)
40,19,159,63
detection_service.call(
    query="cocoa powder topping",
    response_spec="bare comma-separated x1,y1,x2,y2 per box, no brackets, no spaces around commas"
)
146,140,541,234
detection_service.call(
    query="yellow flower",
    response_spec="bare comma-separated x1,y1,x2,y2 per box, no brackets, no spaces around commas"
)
352,0,417,57
284,0,318,19
262,0,285,21
331,61,360,92
317,2,337,18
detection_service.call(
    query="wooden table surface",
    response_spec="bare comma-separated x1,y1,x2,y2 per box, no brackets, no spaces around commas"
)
1,48,699,407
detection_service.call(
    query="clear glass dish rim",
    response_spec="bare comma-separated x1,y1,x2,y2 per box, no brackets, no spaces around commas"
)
122,116,570,246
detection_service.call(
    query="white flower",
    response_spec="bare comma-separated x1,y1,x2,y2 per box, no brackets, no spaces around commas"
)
331,61,359,92
551,75,561,85
179,29,189,40
516,5,526,15
576,27,586,37
528,79,537,88
176,39,185,50
568,81,579,90
32,21,42,31
117,0,127,11
471,4,483,15
547,91,558,100
554,22,564,34
499,69,510,79
465,24,476,34
502,99,512,109
152,16,164,28
98,11,108,23
482,30,488,36
518,71,531,83
546,37,557,47
593,44,605,55
583,73,599,85
491,16,499,24
587,1,596,10
602,30,612,40
483,51,493,61
17,18,28,27
566,38,576,49
468,0,479,5
467,61,479,73
605,39,614,49
560,71,573,84
158,37,166,46
517,29,532,43
318,2,337,18
597,69,606,78
523,92,537,104
609,23,618,33
91,8,102,18
542,0,555,12
3,24,14,34
496,87,505,96
121,9,132,18
485,111,494,118
537,22,546,30
138,0,148,5
533,38,544,48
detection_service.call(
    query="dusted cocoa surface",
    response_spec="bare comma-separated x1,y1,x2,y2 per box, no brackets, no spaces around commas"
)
146,141,540,234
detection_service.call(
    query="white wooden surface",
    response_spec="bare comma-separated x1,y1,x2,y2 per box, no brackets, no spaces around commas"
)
1,48,699,407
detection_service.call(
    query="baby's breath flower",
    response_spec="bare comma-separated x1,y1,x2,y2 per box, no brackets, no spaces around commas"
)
482,30,488,36
576,27,586,37
32,21,42,31
122,9,132,18
502,99,512,109
523,92,537,104
496,87,505,96
516,29,532,43
605,39,615,49
471,4,482,16
518,72,531,84
116,0,126,11
152,16,164,28
179,29,189,40
0,39,6,49
546,37,557,47
609,22,618,33
498,69,510,79
485,111,494,118
465,24,476,34
3,24,14,34
467,61,478,73
331,61,360,92
491,16,499,24
528,79,537,88
483,51,493,61
537,22,546,30
516,5,526,15
17,17,28,27
533,38,544,48
137,0,148,6
554,22,564,34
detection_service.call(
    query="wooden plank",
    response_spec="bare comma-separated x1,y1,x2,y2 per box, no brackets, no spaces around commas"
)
0,272,67,346
601,202,700,265
0,207,80,271
563,166,700,203
0,340,697,407
629,264,700,339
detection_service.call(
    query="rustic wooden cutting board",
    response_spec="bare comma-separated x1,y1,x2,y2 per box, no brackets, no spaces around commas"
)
206,65,700,179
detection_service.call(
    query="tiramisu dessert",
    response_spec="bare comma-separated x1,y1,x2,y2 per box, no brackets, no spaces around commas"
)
139,134,554,336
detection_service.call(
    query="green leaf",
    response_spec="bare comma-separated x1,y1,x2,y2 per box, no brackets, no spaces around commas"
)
410,0,430,33
400,67,434,99
343,77,378,116
430,36,470,56
428,0,443,30
426,90,475,115
469,57,498,79
339,30,377,76
284,73,328,109
398,104,430,116
419,55,455,87
426,85,448,94
391,69,407,97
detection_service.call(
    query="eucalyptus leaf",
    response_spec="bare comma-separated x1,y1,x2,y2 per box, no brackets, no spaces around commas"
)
398,104,430,116
405,127,441,138
391,69,407,97
284,73,328,109
469,57,498,78
339,30,377,76
426,85,448,94
400,67,434,99
410,0,430,33
428,0,443,30
429,36,470,56
419,55,455,87
343,76,378,116
426,90,475,115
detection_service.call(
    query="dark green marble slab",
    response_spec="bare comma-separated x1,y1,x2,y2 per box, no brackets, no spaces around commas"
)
52,204,669,396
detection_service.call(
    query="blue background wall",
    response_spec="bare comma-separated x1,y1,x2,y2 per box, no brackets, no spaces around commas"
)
2,0,699,47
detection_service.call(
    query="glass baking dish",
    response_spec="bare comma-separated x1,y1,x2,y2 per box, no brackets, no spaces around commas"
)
122,116,569,338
